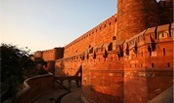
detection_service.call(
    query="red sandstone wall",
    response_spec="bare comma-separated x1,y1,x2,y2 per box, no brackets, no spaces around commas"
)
33,1,174,102
57,35,125,102
54,47,64,59
55,55,82,76
117,0,160,41
42,48,64,62
55,21,173,103
146,24,173,101
81,51,124,103
123,24,174,103
42,49,55,61
56,41,125,102
16,74,54,103
53,1,174,102
64,14,117,58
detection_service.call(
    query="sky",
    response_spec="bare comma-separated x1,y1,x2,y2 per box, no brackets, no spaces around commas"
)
0,0,116,53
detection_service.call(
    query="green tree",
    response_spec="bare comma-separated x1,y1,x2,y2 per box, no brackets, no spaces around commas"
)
0,44,34,101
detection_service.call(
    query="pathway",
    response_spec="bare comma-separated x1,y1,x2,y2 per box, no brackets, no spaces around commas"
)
33,81,81,103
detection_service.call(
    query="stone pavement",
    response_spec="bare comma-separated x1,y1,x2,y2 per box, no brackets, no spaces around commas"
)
61,87,81,103
33,88,66,103
33,81,82,103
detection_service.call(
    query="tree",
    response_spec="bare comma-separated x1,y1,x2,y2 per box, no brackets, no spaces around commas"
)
34,58,48,74
0,44,35,101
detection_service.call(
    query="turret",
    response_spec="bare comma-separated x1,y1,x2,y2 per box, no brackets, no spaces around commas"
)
117,0,161,41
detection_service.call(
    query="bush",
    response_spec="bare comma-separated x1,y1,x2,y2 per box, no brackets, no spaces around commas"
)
0,44,49,102
0,44,35,102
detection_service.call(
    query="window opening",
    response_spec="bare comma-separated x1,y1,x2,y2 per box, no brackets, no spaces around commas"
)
167,63,170,68
152,63,154,68
113,36,116,40
163,48,166,56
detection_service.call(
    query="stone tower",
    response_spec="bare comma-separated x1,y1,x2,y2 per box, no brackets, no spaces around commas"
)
117,0,160,41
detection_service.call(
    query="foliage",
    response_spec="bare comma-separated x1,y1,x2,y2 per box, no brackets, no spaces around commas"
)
0,44,35,101
0,43,48,102
34,58,48,75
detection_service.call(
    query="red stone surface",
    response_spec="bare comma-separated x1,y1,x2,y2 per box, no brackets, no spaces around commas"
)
42,48,64,62
117,0,160,41
64,15,117,58
16,74,54,103
35,1,174,103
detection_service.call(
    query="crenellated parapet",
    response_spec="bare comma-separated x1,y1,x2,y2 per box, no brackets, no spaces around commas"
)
123,23,173,103
35,47,64,62
59,23,173,66
117,0,161,41
34,1,173,102
65,14,117,49
123,23,173,54
64,14,117,58
55,22,174,103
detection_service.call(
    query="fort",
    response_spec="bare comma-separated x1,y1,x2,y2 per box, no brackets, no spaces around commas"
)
35,0,173,103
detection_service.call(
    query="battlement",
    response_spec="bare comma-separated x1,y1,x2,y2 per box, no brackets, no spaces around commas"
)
63,14,117,58
35,47,64,62
34,1,173,102
55,22,173,102
65,14,117,49
54,23,174,70
124,23,173,51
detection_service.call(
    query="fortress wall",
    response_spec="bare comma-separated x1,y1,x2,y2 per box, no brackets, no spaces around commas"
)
34,0,174,101
42,49,55,61
55,59,65,76
16,74,54,103
54,47,64,60
123,23,174,103
62,56,82,76
55,55,82,76
117,0,160,41
64,14,117,58
55,13,119,82
123,30,149,102
56,40,125,102
81,50,124,103
145,23,173,101
42,48,64,62
55,23,173,103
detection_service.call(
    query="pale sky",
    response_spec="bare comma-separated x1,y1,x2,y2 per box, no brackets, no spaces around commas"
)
0,0,116,53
